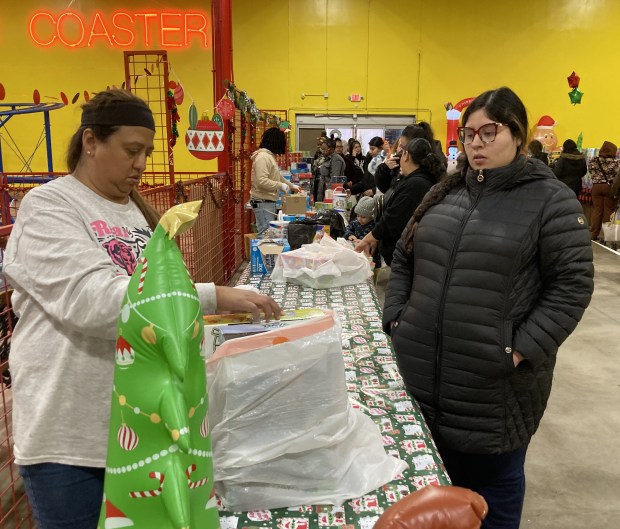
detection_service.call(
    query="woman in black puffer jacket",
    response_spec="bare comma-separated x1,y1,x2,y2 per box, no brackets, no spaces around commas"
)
383,87,593,529
553,138,587,196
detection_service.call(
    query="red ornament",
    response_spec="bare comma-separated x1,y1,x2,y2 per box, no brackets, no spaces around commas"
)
173,83,184,105
33,89,40,105
60,92,68,105
216,97,235,120
0,83,5,101
117,424,139,451
185,117,225,160
83,90,90,102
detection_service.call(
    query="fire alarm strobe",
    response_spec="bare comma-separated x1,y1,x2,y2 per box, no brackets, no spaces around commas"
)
349,94,363,102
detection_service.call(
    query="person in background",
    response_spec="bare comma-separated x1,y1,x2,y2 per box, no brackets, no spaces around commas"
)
355,137,443,266
3,89,282,529
552,139,587,196
587,140,620,240
376,123,447,195
527,139,549,165
314,138,345,202
345,140,374,214
343,195,376,243
250,127,301,234
335,138,345,157
366,136,387,180
383,87,593,529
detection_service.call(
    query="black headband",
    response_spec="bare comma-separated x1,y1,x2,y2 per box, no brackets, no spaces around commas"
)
81,102,155,131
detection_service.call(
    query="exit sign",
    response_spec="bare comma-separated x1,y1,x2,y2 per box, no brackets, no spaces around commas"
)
349,93,363,102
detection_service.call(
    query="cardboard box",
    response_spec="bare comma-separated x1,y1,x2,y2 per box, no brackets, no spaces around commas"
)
244,232,257,259
282,194,307,215
250,238,290,275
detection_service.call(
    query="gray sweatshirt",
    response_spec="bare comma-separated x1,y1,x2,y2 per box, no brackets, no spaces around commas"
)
3,175,216,467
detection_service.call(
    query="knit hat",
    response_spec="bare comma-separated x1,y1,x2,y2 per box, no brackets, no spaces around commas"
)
355,196,375,219
598,141,617,158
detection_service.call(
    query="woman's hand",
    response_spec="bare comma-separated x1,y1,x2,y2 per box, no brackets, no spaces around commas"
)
513,350,525,367
215,286,282,321
384,155,399,170
290,184,301,194
355,232,378,255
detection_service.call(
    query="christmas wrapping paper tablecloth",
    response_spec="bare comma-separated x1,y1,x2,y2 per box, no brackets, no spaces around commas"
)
214,269,450,529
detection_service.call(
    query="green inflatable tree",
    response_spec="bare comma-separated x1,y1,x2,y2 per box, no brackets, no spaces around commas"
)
98,201,220,529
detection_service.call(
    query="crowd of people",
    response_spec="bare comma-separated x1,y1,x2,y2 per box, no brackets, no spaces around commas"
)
3,85,605,529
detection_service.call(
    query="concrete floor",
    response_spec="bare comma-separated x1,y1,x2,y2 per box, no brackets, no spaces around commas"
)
375,242,620,528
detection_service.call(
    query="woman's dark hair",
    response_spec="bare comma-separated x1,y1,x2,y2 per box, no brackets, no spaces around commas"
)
528,139,543,156
322,138,336,150
259,127,287,155
404,138,444,181
562,139,578,153
348,140,361,156
67,89,160,230
403,86,527,253
402,122,435,144
368,136,384,149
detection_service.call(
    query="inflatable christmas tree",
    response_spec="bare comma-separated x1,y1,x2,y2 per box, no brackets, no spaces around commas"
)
98,201,220,529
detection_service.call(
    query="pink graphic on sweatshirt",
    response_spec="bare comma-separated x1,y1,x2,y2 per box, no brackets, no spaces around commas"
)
91,220,151,276
103,239,138,274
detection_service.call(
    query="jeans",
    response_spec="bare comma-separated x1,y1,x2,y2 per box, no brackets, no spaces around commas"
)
253,200,277,235
20,463,104,529
437,444,527,529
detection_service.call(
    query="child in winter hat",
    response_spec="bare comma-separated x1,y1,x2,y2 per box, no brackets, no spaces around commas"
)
344,196,375,242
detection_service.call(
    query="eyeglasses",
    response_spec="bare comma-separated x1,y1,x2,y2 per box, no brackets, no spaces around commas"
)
457,122,506,145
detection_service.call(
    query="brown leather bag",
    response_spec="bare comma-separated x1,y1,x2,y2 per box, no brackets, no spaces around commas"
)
373,485,488,529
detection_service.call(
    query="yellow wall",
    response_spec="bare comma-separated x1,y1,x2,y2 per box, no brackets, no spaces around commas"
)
3,0,620,174
0,0,216,173
232,0,620,151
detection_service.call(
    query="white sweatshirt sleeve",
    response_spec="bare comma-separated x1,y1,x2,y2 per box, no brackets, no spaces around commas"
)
4,194,132,339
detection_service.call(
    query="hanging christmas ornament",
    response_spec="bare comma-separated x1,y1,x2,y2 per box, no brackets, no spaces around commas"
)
188,102,198,130
0,83,5,101
173,83,184,106
567,71,580,89
185,109,225,160
216,97,235,120
568,87,584,105
33,89,40,105
117,424,139,451
60,92,69,106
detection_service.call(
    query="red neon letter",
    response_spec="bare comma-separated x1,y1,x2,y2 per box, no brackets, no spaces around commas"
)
160,13,183,47
57,12,85,48
134,13,157,47
184,13,209,47
87,12,114,47
111,12,135,47
29,12,57,47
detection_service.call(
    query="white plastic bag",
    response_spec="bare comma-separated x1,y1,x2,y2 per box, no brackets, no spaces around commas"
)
270,235,371,289
206,310,407,511
602,209,620,242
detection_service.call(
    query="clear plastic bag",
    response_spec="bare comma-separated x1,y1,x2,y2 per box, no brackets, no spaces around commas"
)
206,311,407,511
270,235,372,289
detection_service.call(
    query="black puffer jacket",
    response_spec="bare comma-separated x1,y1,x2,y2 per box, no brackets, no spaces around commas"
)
383,157,593,454
553,152,587,196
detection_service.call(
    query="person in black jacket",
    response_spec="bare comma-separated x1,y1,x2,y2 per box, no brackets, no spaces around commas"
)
354,138,443,266
553,139,587,196
376,123,447,195
383,87,593,529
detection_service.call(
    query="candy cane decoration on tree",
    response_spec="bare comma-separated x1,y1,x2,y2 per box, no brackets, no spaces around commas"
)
185,464,209,489
129,471,164,498
137,257,148,295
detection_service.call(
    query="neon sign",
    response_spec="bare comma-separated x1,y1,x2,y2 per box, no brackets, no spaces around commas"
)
29,10,210,49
